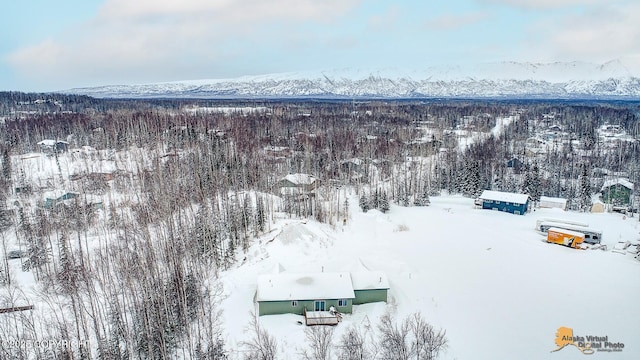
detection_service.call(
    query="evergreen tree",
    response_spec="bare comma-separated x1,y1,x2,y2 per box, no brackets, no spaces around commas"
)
460,159,481,197
0,193,12,232
578,164,592,212
396,183,410,207
57,231,78,294
523,162,541,204
19,208,50,277
372,189,380,210
241,194,252,249
378,191,390,213
565,183,577,211
192,205,224,269
359,193,370,212
529,163,541,203
342,196,350,221
414,181,431,206
255,195,266,233
1,147,11,188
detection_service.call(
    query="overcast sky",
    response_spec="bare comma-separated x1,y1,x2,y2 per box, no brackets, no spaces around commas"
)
2,0,639,92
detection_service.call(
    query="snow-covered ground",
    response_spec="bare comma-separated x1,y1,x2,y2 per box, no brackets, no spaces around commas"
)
219,195,640,360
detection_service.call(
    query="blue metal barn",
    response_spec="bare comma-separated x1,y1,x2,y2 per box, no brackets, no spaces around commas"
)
479,190,529,215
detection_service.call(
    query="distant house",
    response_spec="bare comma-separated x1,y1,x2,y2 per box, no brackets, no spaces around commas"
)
506,157,523,168
276,173,319,196
69,172,115,182
43,191,80,209
601,178,634,206
539,196,567,210
43,191,103,210
339,158,363,174
548,124,563,133
255,267,389,317
479,190,529,215
14,185,32,195
263,146,291,157
505,158,524,173
37,139,68,153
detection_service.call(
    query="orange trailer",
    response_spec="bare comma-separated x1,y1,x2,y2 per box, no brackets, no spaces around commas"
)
547,227,585,249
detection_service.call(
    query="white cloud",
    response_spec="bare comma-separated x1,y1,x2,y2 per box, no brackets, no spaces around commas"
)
550,5,640,59
6,0,362,89
518,3,640,75
98,0,357,23
480,0,607,10
367,5,399,31
425,12,490,31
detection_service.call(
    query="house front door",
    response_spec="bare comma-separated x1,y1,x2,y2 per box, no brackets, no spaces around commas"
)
314,301,325,311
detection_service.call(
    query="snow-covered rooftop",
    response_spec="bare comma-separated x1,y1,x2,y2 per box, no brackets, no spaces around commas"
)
350,271,389,290
256,272,355,302
479,190,529,204
539,196,567,207
601,178,634,191
540,196,567,204
43,190,79,199
281,173,317,186
340,158,363,166
37,139,68,146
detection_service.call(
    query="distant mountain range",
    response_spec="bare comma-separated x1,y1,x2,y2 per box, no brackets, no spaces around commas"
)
66,61,640,99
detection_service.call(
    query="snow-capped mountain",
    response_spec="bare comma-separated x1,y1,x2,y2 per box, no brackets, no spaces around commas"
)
67,61,640,99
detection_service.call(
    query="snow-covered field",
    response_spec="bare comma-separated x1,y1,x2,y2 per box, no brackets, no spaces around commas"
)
220,195,640,360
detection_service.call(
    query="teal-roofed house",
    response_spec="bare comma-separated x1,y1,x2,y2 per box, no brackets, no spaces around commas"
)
43,191,80,209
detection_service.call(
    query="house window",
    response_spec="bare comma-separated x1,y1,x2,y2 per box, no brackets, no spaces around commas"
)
291,301,298,307
314,301,326,311
338,299,348,307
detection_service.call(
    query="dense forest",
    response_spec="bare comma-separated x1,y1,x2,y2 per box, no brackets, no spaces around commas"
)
0,92,638,359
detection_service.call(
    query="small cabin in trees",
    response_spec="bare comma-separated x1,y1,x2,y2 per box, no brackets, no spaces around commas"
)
276,173,319,196
601,178,634,207
37,139,68,153
43,191,80,208
479,190,529,215
505,158,524,173
339,158,363,174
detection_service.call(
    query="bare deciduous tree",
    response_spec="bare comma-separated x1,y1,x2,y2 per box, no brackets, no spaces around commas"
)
337,325,370,360
241,312,277,360
378,311,448,360
301,325,334,360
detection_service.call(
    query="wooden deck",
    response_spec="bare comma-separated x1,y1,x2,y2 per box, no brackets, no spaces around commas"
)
303,308,342,326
